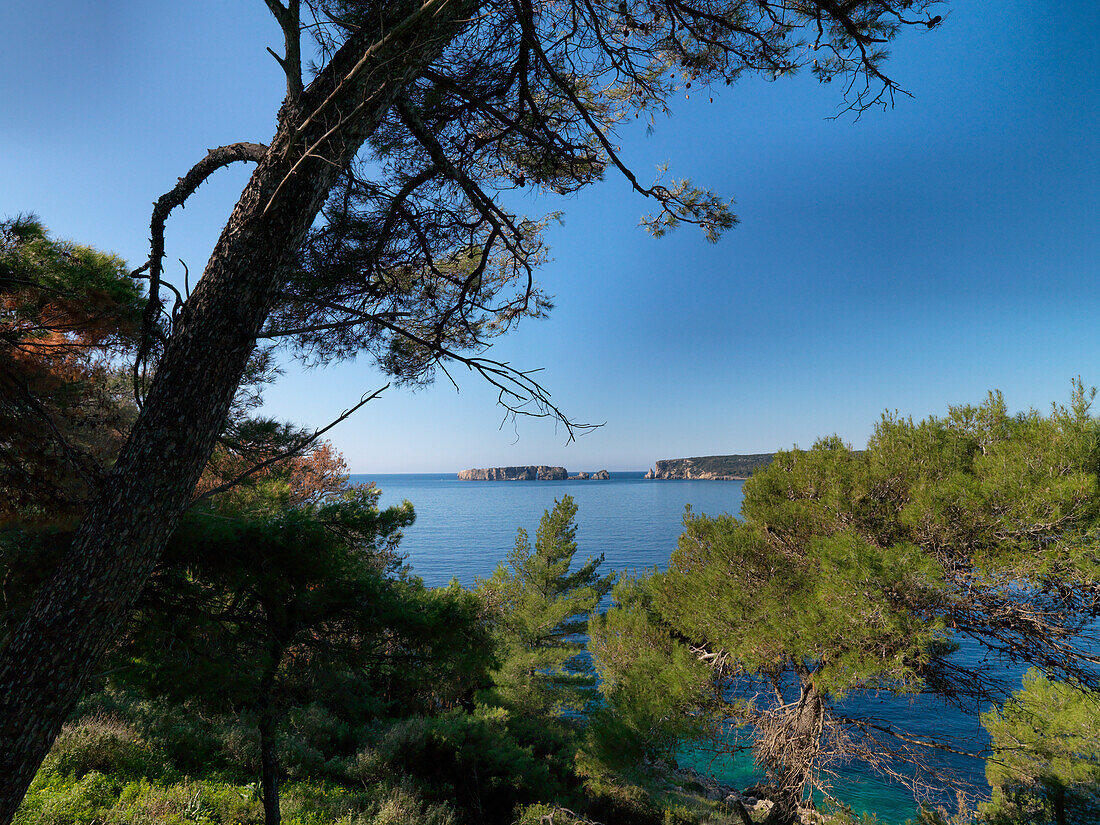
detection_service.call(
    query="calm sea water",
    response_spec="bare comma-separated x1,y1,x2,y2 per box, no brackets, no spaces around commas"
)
351,472,992,824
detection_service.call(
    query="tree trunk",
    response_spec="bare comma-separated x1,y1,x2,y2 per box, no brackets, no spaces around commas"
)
1050,780,1067,825
259,712,282,825
257,648,284,825
0,3,477,819
762,680,825,825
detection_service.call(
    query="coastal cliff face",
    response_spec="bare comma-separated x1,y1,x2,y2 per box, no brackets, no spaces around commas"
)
458,466,567,480
644,454,774,480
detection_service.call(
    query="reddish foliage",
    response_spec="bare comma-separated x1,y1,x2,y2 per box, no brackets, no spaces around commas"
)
193,438,352,508
0,218,142,524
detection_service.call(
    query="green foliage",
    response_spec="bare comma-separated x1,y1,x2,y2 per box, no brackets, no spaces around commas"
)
980,670,1100,824
655,512,943,696
114,480,498,825
38,718,170,784
351,707,572,823
16,712,470,825
124,487,414,708
0,216,142,317
363,781,457,825
477,495,614,718
585,576,713,769
589,386,1100,818
16,771,384,825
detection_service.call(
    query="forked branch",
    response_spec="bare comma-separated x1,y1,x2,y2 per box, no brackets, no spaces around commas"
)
132,141,267,403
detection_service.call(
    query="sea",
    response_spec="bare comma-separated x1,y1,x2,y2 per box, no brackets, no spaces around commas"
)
350,471,997,824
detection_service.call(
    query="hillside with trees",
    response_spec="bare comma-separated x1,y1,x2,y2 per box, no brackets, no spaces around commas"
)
645,454,776,480
8,386,1100,825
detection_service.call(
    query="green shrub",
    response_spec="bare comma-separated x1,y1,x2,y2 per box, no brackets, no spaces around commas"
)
278,780,374,825
15,771,118,825
352,708,571,822
39,717,168,782
75,687,228,778
281,703,356,779
513,803,600,825
368,781,457,825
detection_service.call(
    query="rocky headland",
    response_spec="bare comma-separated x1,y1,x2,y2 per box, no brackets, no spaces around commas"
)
644,453,774,480
458,466,567,480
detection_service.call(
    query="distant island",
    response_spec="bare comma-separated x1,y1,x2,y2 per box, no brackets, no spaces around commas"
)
458,466,613,481
644,453,774,480
458,466,566,480
457,466,613,481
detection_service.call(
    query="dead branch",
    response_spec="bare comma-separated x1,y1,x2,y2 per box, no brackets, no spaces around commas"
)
191,383,389,505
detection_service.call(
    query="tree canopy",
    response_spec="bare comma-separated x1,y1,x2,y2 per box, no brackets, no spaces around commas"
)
981,669,1100,825
590,386,1100,824
477,495,614,717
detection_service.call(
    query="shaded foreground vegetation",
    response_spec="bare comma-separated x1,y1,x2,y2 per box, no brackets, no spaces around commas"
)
4,220,1100,824
6,387,1100,825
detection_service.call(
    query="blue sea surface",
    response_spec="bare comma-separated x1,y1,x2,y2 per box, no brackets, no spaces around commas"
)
351,471,992,824
355,471,739,586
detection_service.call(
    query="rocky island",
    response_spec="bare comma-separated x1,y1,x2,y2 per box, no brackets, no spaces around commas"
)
458,466,567,480
644,453,774,480
457,466,612,481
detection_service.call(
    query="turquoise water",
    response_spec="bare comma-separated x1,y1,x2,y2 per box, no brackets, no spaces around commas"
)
352,472,991,824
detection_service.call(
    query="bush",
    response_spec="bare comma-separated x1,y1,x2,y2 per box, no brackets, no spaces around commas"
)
75,687,228,778
39,717,168,782
351,708,572,822
513,803,601,825
281,702,356,779
368,781,457,825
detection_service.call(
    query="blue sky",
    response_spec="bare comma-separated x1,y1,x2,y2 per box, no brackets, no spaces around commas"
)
3,1,1098,472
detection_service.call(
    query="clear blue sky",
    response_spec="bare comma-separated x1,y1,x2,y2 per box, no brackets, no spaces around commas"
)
3,1,1098,472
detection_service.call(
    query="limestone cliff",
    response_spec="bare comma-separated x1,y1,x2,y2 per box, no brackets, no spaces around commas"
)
457,466,567,480
644,454,773,480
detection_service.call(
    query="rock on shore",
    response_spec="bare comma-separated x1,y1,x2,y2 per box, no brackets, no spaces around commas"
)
457,466,567,480
673,768,833,824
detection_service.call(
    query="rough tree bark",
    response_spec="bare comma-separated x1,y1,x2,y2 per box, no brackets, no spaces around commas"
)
0,1,478,818
257,641,286,825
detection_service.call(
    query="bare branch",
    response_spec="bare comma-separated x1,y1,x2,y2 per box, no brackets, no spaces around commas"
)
264,0,304,101
191,383,389,505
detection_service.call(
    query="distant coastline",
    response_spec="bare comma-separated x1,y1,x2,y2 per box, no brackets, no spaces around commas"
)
644,453,774,480
452,456,775,482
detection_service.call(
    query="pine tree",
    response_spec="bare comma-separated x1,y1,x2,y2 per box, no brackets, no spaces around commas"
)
0,216,142,523
478,495,614,718
981,670,1100,825
592,386,1100,825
